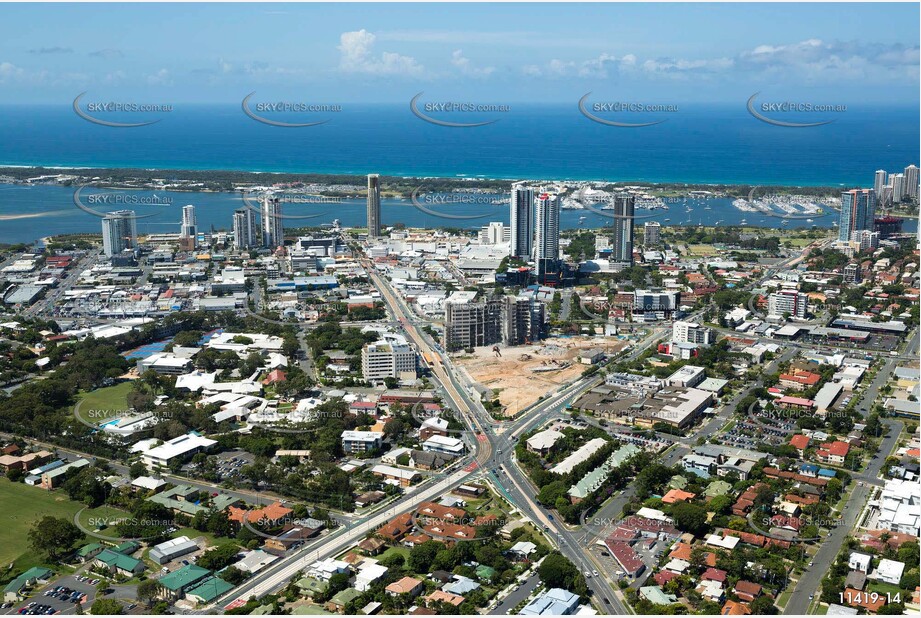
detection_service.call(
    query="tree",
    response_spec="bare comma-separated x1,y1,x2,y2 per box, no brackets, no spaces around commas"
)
750,596,778,614
128,461,148,479
408,540,441,573
29,516,84,560
136,580,160,608
671,503,709,536
90,599,122,615
197,543,241,571
537,552,586,596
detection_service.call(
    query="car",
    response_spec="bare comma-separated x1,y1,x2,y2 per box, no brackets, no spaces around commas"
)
603,599,611,605
592,570,599,577
89,579,99,585
212,492,219,497
809,594,814,600
126,604,137,611
600,551,610,557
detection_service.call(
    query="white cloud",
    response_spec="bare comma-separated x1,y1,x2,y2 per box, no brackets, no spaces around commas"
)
337,29,424,76
147,68,171,86
450,49,494,77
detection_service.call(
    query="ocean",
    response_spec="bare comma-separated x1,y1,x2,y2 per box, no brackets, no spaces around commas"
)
0,103,917,244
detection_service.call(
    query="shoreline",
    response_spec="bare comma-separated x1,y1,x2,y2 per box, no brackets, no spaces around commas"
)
0,164,862,192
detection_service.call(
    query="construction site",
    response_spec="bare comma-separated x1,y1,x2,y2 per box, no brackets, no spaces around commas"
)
452,336,628,417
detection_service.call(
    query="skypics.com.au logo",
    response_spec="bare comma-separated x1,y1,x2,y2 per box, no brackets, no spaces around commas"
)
747,93,845,128
410,93,509,128
409,186,502,220
241,93,342,127
72,185,171,220
73,93,172,127
579,93,677,127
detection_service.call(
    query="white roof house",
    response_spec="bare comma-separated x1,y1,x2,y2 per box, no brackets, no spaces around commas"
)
872,559,905,585
526,429,565,452
139,433,217,468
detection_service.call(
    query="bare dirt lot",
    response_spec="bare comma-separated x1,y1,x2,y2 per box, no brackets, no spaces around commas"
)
453,336,627,416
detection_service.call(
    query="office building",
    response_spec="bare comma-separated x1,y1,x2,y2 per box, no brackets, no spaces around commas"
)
844,263,861,284
479,222,509,245
262,196,283,249
180,205,197,244
534,192,560,277
904,164,919,200
233,208,258,249
632,289,680,320
874,170,888,199
609,194,635,265
767,290,808,319
509,184,534,259
672,321,712,346
101,210,138,257
361,335,417,384
367,174,381,237
503,296,546,345
644,221,661,247
838,189,875,242
341,431,384,454
850,229,879,252
443,292,504,350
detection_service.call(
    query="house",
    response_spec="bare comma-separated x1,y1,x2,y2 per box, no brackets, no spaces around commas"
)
377,512,414,541
371,464,420,487
662,489,696,504
3,567,52,603
185,576,234,605
94,549,145,577
157,564,212,600
386,576,424,597
326,587,362,613
508,541,537,560
227,501,293,527
639,586,679,606
356,537,386,557
443,575,480,596
734,581,762,602
424,590,465,608
525,429,564,454
721,600,752,615
75,542,105,563
519,588,581,615
789,434,810,455
871,559,905,585
848,552,872,573
307,558,350,582
817,441,850,466
355,562,389,592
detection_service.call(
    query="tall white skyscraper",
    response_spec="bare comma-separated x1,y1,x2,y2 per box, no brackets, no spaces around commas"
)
874,170,888,199
904,165,920,200
180,205,197,245
367,174,381,237
610,194,635,265
101,210,138,257
509,184,534,259
890,173,905,204
262,196,283,248
534,192,560,276
902,165,919,200
233,207,258,249
838,189,875,242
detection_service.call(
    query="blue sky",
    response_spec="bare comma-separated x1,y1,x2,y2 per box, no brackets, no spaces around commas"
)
0,3,918,104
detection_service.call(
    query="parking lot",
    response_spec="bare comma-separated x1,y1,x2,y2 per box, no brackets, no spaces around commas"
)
6,574,99,615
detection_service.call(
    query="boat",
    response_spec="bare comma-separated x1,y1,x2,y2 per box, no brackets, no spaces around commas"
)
806,218,814,222
740,219,748,225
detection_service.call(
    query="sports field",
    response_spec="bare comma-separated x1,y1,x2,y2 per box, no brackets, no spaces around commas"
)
74,381,133,425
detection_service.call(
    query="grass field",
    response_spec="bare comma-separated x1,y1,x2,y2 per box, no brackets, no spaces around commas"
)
75,381,133,425
0,479,139,580
686,244,718,256
0,479,84,575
